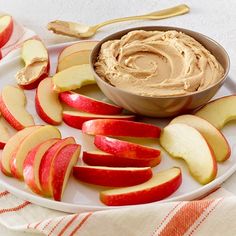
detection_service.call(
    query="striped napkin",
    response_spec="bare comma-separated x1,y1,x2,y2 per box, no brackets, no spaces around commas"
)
0,185,235,236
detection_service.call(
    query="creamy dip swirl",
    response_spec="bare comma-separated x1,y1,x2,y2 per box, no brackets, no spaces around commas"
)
95,30,224,97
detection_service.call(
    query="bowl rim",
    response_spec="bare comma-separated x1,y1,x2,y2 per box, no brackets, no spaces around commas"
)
90,25,230,99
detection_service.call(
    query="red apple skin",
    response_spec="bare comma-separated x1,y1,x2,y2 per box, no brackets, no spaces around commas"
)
63,113,135,130
35,77,61,125
94,135,161,159
0,141,6,149
0,162,11,176
9,151,19,178
35,92,58,125
19,63,50,90
52,144,81,201
1,126,41,177
82,119,161,138
0,94,25,130
100,168,182,206
23,138,59,195
73,166,153,187
0,16,13,48
83,151,161,167
39,137,75,196
59,91,123,115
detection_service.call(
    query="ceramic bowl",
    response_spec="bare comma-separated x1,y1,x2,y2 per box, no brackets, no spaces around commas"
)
90,26,230,117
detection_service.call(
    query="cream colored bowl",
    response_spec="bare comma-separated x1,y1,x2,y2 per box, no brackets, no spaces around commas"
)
90,26,230,117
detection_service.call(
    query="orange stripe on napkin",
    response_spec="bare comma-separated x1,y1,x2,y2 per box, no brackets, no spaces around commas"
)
0,191,9,198
69,212,93,236
57,214,79,236
33,220,42,229
158,200,214,236
42,219,54,232
0,201,31,214
47,216,67,236
187,198,223,236
151,202,183,235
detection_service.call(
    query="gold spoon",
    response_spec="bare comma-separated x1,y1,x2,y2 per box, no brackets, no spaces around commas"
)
47,4,190,38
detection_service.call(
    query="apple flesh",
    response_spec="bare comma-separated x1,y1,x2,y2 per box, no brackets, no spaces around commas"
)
170,115,230,162
100,167,182,206
59,91,123,115
83,151,161,167
58,41,99,62
10,125,61,179
57,50,94,72
73,165,152,187
53,64,95,92
1,126,40,176
63,111,135,129
0,85,34,130
15,39,49,90
0,15,13,48
23,138,59,195
39,137,75,196
0,117,10,149
94,135,161,160
51,144,81,201
82,119,161,138
160,123,217,185
35,77,62,125
195,95,236,129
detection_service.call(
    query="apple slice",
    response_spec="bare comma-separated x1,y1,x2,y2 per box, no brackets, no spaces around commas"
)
10,125,61,179
160,123,217,184
15,39,49,90
57,40,98,71
51,144,81,201
0,85,34,130
39,137,76,196
170,115,230,162
59,91,123,115
1,126,40,176
58,41,99,62
35,77,62,125
53,64,95,92
0,116,11,149
83,151,161,167
82,119,161,138
0,15,13,48
195,95,236,129
63,111,135,129
100,167,182,206
57,50,93,72
23,138,59,195
94,135,160,160
73,165,152,187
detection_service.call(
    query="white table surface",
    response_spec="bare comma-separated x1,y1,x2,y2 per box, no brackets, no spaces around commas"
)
0,0,236,235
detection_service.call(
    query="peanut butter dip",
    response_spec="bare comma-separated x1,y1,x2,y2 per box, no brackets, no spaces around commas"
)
16,58,48,85
95,30,224,96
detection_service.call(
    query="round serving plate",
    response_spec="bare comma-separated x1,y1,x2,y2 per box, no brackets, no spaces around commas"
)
0,42,235,213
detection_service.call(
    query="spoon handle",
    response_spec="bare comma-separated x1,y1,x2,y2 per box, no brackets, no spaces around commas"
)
94,4,190,29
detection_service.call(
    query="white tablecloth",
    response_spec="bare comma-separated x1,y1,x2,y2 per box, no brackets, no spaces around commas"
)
0,0,236,235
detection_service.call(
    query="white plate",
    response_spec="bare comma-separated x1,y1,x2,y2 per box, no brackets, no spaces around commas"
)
0,42,236,213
